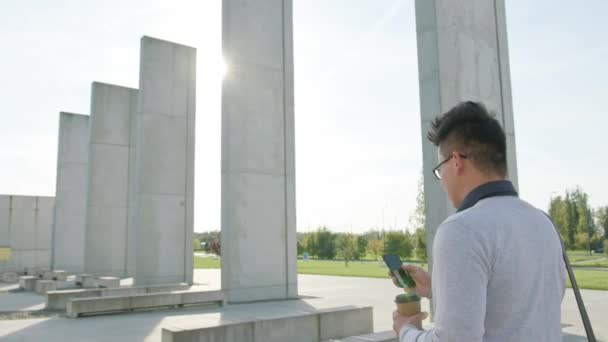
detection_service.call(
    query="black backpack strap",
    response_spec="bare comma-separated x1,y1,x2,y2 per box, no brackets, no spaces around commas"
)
542,211,596,342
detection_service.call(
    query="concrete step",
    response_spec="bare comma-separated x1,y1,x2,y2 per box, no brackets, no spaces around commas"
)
161,305,373,342
67,290,223,318
324,330,398,342
47,283,190,310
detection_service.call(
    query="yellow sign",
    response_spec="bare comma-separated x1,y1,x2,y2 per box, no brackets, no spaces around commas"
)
0,247,11,261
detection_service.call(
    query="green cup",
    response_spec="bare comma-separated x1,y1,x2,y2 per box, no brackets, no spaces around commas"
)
395,293,421,316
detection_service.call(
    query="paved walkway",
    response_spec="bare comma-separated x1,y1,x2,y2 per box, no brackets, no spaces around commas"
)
0,270,605,341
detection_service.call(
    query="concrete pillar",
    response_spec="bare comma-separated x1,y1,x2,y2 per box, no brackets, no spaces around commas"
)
415,0,518,312
221,0,297,302
84,82,138,278
132,36,196,286
52,113,90,273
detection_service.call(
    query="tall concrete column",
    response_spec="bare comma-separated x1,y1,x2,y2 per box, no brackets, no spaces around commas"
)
84,82,137,278
133,36,196,286
221,0,297,302
52,112,90,273
415,0,518,310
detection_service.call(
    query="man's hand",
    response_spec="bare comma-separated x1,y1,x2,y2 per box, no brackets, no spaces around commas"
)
393,310,428,334
388,264,432,298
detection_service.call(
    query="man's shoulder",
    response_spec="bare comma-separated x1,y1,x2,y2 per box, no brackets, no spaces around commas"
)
439,197,541,235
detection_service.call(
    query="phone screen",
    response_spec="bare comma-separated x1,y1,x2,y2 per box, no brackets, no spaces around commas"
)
383,254,416,289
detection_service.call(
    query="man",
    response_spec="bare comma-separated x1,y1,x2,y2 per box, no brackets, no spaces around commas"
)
392,101,566,341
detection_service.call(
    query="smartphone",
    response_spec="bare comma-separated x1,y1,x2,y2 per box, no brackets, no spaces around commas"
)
383,254,416,289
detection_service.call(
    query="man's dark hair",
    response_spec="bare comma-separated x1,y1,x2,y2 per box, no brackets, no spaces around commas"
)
427,101,507,176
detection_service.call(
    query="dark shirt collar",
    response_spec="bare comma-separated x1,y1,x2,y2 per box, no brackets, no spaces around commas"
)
457,180,518,212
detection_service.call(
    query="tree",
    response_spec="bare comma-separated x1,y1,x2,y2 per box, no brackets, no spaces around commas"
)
367,238,384,260
384,231,413,259
193,238,201,251
308,227,337,259
414,228,427,261
355,236,368,260
596,206,608,240
549,187,596,251
336,233,358,267
410,173,427,261
408,173,426,232
548,196,569,246
209,237,222,256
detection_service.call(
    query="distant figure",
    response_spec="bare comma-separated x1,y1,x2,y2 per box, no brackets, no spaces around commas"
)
392,101,566,341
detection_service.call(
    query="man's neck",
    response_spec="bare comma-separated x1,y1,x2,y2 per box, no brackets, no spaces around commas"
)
459,174,506,206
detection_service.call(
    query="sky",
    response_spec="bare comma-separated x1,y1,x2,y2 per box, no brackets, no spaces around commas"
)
1,1,607,233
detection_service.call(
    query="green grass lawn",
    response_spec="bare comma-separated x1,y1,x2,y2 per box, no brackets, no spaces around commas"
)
571,258,608,268
567,250,604,263
194,256,220,269
194,255,608,290
566,269,608,291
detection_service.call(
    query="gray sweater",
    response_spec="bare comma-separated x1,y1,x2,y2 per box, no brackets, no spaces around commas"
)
400,196,566,341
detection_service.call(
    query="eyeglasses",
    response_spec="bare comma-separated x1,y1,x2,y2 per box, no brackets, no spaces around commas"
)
432,154,467,180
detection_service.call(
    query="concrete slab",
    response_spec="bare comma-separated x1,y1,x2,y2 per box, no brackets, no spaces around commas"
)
47,284,191,311
415,1,518,313
67,290,222,318
0,196,54,273
52,112,89,274
47,289,103,311
133,36,195,286
221,0,297,303
84,83,138,278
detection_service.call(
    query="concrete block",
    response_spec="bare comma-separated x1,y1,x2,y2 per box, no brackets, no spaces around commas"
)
46,289,103,310
327,331,398,342
319,306,374,341
179,290,223,306
68,296,131,318
19,276,37,291
25,267,40,276
35,280,57,294
1,272,19,283
130,293,181,309
75,274,93,286
36,268,50,278
146,283,190,293
52,270,68,281
96,276,120,288
160,306,373,342
253,314,318,342
82,275,97,288
163,322,254,342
